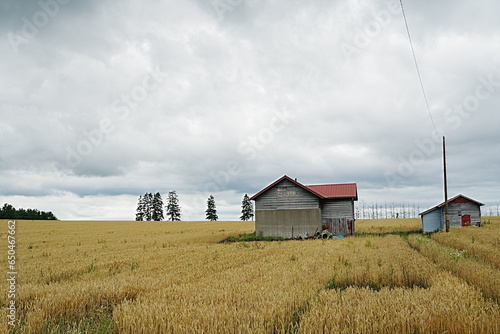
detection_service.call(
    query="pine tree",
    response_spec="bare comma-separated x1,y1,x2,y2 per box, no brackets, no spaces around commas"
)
145,193,154,221
152,192,164,221
135,195,145,221
205,195,218,221
165,190,181,221
239,194,254,221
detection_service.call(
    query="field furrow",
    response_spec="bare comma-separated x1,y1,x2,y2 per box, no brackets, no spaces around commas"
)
408,233,500,304
431,225,500,269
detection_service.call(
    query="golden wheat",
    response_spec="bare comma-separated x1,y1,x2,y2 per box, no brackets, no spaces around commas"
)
408,233,500,303
355,218,421,234
300,273,500,334
431,224,500,269
1,219,499,333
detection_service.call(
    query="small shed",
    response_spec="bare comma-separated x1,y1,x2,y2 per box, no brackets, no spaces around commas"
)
419,194,484,232
250,175,358,238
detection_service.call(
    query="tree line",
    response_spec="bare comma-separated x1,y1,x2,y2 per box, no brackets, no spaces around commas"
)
0,203,58,220
135,192,254,221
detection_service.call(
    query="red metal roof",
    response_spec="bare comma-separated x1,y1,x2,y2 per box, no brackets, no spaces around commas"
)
306,183,358,200
250,175,358,201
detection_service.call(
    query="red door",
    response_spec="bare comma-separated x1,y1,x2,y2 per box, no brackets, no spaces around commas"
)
461,214,471,227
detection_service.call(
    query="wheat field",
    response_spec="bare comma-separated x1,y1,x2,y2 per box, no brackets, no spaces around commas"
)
1,218,499,333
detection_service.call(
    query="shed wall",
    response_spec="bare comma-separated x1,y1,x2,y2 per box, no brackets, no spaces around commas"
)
422,208,443,232
448,202,481,227
255,208,321,238
421,201,482,232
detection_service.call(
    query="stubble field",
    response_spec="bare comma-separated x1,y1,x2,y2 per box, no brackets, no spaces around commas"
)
1,217,499,333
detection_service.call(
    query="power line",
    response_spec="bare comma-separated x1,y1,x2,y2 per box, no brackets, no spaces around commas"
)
399,0,439,138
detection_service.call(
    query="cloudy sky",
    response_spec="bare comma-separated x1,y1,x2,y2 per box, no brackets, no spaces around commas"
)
1,0,499,220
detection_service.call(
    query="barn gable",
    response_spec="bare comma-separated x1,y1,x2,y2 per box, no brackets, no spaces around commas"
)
252,178,321,211
251,175,358,238
420,194,484,232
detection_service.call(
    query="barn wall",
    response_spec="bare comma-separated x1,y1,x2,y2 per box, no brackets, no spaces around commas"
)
321,199,354,219
422,208,443,232
448,202,481,227
254,179,320,210
255,208,321,238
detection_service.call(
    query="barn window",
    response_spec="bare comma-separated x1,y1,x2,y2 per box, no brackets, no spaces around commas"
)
276,186,298,197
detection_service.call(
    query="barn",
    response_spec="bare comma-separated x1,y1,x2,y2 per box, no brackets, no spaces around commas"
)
250,175,358,238
419,194,484,233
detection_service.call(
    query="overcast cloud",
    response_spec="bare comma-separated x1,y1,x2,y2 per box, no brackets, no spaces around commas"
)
1,0,499,220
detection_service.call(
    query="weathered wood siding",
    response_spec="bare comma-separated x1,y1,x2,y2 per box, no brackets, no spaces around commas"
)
255,179,320,210
255,208,321,238
254,180,322,238
448,202,481,227
321,199,354,220
320,199,355,236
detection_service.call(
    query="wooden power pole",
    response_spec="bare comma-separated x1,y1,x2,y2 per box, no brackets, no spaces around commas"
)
443,136,450,232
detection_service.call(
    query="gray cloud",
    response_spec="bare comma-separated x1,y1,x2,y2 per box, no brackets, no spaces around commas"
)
0,0,499,220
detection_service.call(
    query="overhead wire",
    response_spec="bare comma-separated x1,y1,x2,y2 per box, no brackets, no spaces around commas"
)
399,0,440,138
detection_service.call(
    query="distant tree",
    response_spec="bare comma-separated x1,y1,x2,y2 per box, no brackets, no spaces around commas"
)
144,193,154,221
0,203,57,220
239,194,253,221
136,193,162,221
0,203,16,219
41,211,58,220
360,201,366,219
205,195,218,221
152,192,164,221
165,191,181,221
135,195,146,221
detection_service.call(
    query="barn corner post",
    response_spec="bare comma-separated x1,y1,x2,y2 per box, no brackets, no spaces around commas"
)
443,136,450,232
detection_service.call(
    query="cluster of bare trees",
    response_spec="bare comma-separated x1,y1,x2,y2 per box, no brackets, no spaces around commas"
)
355,201,421,219
482,206,500,217
356,202,500,219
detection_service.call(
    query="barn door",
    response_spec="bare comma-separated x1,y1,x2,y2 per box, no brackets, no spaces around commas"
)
461,214,471,227
321,218,355,236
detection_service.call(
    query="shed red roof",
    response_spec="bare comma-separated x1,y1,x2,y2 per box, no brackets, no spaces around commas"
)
306,183,358,200
250,175,358,201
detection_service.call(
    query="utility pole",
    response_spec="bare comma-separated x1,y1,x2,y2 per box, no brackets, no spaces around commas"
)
443,136,450,232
